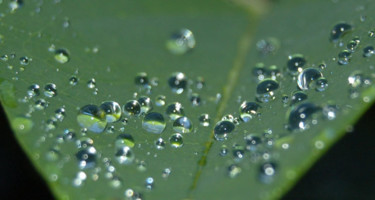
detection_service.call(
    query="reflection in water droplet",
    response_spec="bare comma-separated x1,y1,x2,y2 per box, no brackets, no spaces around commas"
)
100,101,122,123
256,79,279,103
239,101,261,122
168,72,187,94
169,133,183,148
287,54,306,75
166,28,195,55
198,114,210,127
44,83,57,97
123,100,141,116
27,84,40,98
155,138,166,150
87,78,96,89
173,116,193,133
315,77,328,92
77,104,107,133
54,107,65,121
166,102,184,120
115,134,135,148
54,49,70,64
337,50,351,65
287,103,321,131
297,68,323,90
138,96,153,114
115,146,134,165
76,146,97,169
330,22,352,42
219,145,228,156
142,112,166,134
245,135,262,151
214,120,235,141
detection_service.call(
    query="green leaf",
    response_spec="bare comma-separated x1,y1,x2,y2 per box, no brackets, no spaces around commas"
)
0,0,374,199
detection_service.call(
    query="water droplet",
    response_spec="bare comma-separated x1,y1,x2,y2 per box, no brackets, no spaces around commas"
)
330,22,352,42
166,102,184,120
169,133,183,148
45,119,57,131
173,116,193,133
315,77,328,92
100,101,122,123
228,164,241,178
19,56,30,65
115,134,135,148
124,189,143,200
155,138,166,150
76,137,94,148
322,104,338,120
162,168,171,178
198,113,210,127
115,146,134,165
27,84,40,97
123,100,141,116
87,78,96,89
166,28,195,55
34,99,48,110
54,49,70,64
337,50,351,65
155,95,166,106
239,101,261,122
73,171,87,187
347,37,360,52
245,135,262,151
76,146,97,169
290,91,308,105
253,63,267,81
232,145,245,160
138,96,153,114
287,103,321,131
287,54,306,75
55,107,66,121
142,112,166,134
259,162,277,183
363,46,375,57
44,83,57,97
109,176,122,189
168,72,187,94
77,104,107,133
221,114,240,125
11,117,33,134
9,0,23,12
219,145,228,156
69,76,78,86
318,63,327,70
348,71,370,88
214,120,235,141
256,79,279,103
297,68,323,90
190,93,201,106
62,129,76,141
1,55,9,61
135,72,149,86
145,177,154,190
196,77,205,89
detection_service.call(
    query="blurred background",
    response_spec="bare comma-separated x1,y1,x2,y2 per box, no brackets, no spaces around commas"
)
0,104,374,199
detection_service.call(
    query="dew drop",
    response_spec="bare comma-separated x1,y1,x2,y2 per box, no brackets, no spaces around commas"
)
135,72,149,86
155,138,166,150
166,28,195,55
253,63,267,81
297,68,323,90
322,104,338,120
76,137,94,149
100,101,122,123
123,100,141,116
287,54,306,75
77,104,107,133
214,120,235,141
166,102,184,120
169,133,183,148
219,145,228,156
62,129,76,141
168,72,187,94
54,107,66,121
347,37,360,52
44,83,57,97
54,49,70,64
155,95,166,106
142,112,166,134
239,101,261,122
228,164,242,178
115,146,134,165
109,176,122,189
145,177,154,190
138,96,153,114
290,91,308,105
315,77,328,92
27,84,40,98
337,50,352,65
330,22,352,42
363,46,375,57
34,99,48,110
198,113,210,127
69,76,78,86
162,168,171,178
259,162,277,184
348,71,370,88
173,116,193,133
76,146,97,169
256,79,279,103
245,135,262,151
87,78,96,89
9,0,23,12
45,119,57,131
232,145,245,160
19,56,30,65
115,134,135,148
196,77,205,89
287,103,321,131
190,93,201,106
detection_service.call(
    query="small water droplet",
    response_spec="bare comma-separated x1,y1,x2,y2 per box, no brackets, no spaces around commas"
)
337,50,352,65
9,0,23,12
69,76,78,86
43,83,57,97
219,145,228,156
245,135,262,151
166,28,195,55
62,129,76,141
348,71,370,88
196,77,205,89
168,72,187,94
155,138,166,150
19,56,30,65
363,46,375,57
115,134,135,148
256,79,279,103
239,101,261,122
138,96,153,114
55,107,65,121
190,93,201,106
347,37,360,52
76,146,97,169
322,104,338,120
214,120,235,141
173,116,193,133
287,103,321,131
330,22,352,42
27,84,40,98
142,112,166,134
155,95,166,106
228,164,241,178
109,176,122,189
315,77,328,92
45,119,57,131
77,104,107,133
297,68,323,90
135,72,149,86
145,177,154,190
166,102,184,120
100,101,122,123
115,146,134,165
123,100,141,116
87,78,96,89
76,137,94,148
287,54,306,75
34,99,48,110
259,162,277,183
54,49,70,64
198,113,210,127
169,133,183,148
290,91,308,105
232,145,245,160
0,55,9,61
162,168,171,178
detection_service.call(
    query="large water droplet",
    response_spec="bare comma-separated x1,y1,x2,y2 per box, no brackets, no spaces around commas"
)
297,68,323,90
166,102,184,120
100,101,122,123
287,54,306,75
363,46,375,57
330,22,352,42
54,49,70,64
256,79,279,103
214,120,235,141
239,101,261,122
287,103,321,131
77,105,107,133
168,72,187,94
123,100,141,116
173,116,193,133
142,112,166,134
166,28,195,55
290,91,308,105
